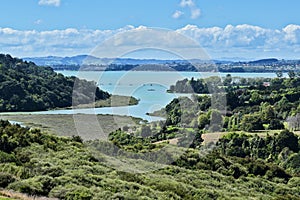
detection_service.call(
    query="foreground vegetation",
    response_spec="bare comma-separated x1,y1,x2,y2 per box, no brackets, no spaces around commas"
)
0,120,299,199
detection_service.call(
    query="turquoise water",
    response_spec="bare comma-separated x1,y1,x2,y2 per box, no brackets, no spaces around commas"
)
2,71,283,122
59,71,283,97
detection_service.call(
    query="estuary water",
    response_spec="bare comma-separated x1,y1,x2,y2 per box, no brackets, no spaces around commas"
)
3,71,283,122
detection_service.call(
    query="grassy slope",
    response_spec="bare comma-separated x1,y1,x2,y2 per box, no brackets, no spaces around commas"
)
0,120,299,199
2,135,299,199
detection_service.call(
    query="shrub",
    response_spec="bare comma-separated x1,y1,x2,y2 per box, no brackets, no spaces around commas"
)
8,179,43,196
0,172,16,187
50,184,92,200
0,151,17,163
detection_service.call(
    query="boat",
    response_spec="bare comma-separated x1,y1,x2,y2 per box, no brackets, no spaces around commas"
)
147,88,155,91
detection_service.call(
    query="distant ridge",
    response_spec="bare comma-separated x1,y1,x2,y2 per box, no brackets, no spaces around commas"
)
23,55,300,72
24,55,298,66
23,55,193,66
248,58,279,65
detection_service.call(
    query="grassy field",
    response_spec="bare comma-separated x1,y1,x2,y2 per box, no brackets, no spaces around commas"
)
0,114,142,141
0,95,140,140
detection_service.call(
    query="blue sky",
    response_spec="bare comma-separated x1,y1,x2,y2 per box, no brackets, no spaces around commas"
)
1,0,300,59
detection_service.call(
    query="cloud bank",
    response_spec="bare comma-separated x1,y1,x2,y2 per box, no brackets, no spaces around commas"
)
1,24,300,59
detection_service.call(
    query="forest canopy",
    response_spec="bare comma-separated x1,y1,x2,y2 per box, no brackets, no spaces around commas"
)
0,54,110,112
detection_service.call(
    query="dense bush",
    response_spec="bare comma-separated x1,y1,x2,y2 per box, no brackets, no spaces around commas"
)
0,54,110,111
0,119,299,199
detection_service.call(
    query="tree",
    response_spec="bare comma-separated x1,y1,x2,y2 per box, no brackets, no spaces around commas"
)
223,74,232,86
190,130,204,148
249,91,262,105
141,126,152,138
260,103,275,123
210,110,223,124
206,110,223,132
198,114,209,129
269,119,284,130
240,113,264,132
284,153,300,173
276,71,283,78
287,113,300,131
0,173,15,188
276,129,299,152
288,70,296,79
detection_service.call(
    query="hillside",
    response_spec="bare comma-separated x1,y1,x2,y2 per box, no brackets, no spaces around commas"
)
0,54,110,112
0,120,299,199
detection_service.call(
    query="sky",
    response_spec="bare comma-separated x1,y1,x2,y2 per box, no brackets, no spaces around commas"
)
1,0,300,60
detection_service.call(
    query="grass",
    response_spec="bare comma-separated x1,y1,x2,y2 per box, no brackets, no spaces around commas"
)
70,95,139,109
0,114,142,141
0,197,13,200
0,95,140,141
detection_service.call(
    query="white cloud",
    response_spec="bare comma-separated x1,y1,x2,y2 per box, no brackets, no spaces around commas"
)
191,8,201,19
34,19,43,25
172,10,184,19
180,0,195,7
38,0,61,7
283,24,300,44
177,0,201,19
176,24,300,58
1,24,300,59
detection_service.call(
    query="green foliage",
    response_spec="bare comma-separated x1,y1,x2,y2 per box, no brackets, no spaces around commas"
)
277,129,299,152
223,74,232,86
0,151,17,163
0,173,16,188
218,130,299,159
240,113,264,132
284,153,300,174
197,113,209,129
0,116,300,199
8,178,44,196
50,184,93,200
162,75,300,132
169,77,209,94
269,119,284,130
0,54,110,111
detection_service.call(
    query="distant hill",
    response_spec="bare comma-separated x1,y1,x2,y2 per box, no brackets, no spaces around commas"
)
0,54,110,112
23,55,288,67
23,55,300,72
23,55,191,66
248,58,279,65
